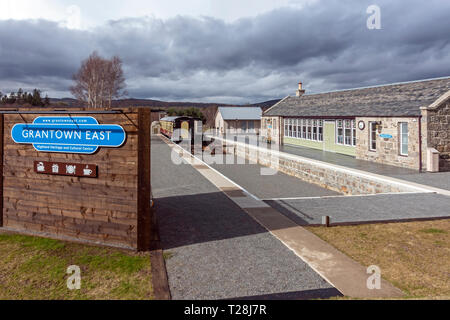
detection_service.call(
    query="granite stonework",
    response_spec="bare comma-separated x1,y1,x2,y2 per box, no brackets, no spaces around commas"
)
422,98,450,171
355,117,421,170
221,139,420,195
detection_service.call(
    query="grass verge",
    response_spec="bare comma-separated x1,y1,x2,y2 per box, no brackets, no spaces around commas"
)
307,219,449,299
0,232,153,300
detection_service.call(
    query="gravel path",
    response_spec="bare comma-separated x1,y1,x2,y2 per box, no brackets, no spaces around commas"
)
388,172,450,191
151,136,339,300
266,193,450,225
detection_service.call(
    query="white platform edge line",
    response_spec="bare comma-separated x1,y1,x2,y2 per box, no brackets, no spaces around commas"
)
262,191,435,201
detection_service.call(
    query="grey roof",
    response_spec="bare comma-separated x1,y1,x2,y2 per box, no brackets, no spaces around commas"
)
218,107,262,120
160,116,181,121
160,116,200,122
264,77,450,117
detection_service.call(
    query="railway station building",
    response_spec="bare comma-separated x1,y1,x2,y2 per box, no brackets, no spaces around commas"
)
261,77,450,172
215,107,262,135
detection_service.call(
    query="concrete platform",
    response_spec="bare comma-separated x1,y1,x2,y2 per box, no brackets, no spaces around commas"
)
266,193,450,226
210,155,339,199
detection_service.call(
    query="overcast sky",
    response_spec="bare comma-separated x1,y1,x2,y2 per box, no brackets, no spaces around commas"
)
0,0,449,103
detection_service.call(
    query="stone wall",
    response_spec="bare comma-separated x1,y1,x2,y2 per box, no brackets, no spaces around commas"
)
217,137,423,195
355,117,421,170
423,98,450,171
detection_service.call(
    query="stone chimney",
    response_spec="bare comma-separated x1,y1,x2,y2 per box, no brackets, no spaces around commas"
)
296,82,305,97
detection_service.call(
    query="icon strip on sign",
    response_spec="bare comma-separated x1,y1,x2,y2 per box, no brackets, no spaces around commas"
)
33,161,98,178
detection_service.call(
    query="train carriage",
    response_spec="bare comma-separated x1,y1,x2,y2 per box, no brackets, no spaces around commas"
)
160,116,202,143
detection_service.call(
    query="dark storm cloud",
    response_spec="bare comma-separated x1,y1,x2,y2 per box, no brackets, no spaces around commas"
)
0,0,449,102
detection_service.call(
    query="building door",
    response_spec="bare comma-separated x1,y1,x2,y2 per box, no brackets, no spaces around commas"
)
324,121,335,152
181,121,190,139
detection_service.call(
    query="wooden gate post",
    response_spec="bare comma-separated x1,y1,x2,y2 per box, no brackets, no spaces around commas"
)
137,108,153,251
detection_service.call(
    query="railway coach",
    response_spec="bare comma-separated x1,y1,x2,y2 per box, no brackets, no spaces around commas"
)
160,116,202,143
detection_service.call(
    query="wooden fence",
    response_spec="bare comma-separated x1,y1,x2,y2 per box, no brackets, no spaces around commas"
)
0,108,154,251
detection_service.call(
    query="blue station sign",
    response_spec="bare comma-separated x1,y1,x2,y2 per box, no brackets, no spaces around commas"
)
379,133,393,139
11,116,126,154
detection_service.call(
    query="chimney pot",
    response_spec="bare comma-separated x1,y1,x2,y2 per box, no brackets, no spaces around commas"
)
296,81,305,97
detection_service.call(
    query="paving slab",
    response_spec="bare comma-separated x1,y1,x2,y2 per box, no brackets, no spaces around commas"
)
151,136,339,300
244,207,404,298
266,193,450,226
210,155,339,199
388,172,450,191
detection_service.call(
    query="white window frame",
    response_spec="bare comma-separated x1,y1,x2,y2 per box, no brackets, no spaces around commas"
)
307,119,312,140
289,119,293,137
293,119,298,138
352,120,356,146
318,120,323,142
302,119,306,139
312,120,317,141
286,118,324,142
336,120,344,144
399,122,408,156
284,119,288,137
344,120,352,146
336,119,356,147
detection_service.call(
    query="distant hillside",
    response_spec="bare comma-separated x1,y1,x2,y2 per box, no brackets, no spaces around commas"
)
49,97,281,127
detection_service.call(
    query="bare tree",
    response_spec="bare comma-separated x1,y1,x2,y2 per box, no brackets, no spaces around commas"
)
71,52,126,109
105,56,127,109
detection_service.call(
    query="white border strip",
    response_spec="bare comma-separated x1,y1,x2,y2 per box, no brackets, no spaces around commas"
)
262,191,433,201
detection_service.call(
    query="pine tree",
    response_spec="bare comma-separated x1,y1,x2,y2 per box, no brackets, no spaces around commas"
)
167,108,177,116
31,89,42,106
17,88,23,101
8,92,16,104
27,93,33,104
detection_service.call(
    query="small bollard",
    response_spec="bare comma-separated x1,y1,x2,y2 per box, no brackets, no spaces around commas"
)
322,215,330,227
